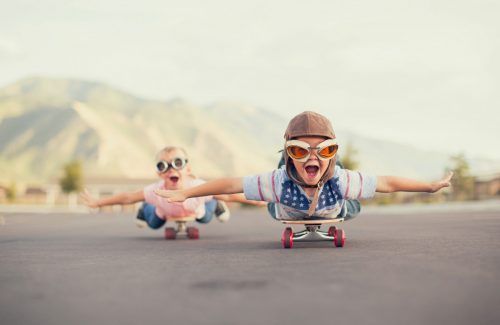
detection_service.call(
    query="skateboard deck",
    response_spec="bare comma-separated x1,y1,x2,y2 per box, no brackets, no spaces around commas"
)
167,215,197,222
280,218,344,225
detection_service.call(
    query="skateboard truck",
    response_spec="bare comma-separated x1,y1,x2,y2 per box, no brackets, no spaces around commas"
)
293,224,335,241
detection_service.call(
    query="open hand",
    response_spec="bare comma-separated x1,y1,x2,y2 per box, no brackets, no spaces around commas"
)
80,189,99,208
154,189,187,202
429,171,454,193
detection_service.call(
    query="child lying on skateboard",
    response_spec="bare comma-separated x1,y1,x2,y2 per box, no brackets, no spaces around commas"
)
81,146,263,231
154,112,452,223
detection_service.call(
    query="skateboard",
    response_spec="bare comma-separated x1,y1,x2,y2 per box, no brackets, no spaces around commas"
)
280,218,345,249
164,216,199,240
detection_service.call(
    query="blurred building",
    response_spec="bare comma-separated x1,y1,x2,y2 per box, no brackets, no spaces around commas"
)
474,174,500,200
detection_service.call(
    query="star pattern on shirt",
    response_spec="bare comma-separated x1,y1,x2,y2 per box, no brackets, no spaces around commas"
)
316,181,340,210
280,178,344,212
280,181,310,211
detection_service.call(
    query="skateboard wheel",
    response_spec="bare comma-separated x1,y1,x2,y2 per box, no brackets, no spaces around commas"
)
165,227,177,240
334,228,345,247
328,226,336,237
282,227,293,249
186,227,199,240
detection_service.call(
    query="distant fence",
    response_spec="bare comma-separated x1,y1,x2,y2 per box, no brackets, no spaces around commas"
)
0,178,155,212
1,175,499,208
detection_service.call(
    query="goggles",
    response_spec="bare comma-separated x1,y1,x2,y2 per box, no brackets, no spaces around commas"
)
156,157,188,173
285,139,338,162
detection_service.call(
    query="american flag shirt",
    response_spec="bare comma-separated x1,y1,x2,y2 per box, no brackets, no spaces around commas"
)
243,165,377,220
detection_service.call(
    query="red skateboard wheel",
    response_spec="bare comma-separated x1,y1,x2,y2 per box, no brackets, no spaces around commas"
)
334,228,345,247
186,227,199,240
282,227,293,249
165,227,177,240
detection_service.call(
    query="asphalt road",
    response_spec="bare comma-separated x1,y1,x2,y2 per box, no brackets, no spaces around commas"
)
1,206,500,325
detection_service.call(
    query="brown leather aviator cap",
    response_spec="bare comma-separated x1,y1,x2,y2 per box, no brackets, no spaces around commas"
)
284,111,336,141
283,111,337,216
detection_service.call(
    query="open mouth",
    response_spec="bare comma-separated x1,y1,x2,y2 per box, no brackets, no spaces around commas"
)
304,165,319,179
169,176,179,184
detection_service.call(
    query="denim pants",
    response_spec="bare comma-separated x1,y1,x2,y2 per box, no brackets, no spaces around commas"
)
141,199,217,229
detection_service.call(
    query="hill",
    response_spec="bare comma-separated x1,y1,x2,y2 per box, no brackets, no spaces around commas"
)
0,77,497,184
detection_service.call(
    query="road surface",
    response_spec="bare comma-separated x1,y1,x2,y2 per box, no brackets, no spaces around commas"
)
1,205,499,325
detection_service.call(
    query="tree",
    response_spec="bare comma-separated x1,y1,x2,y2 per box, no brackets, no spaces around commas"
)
59,160,84,194
341,142,359,170
6,181,17,202
448,153,475,201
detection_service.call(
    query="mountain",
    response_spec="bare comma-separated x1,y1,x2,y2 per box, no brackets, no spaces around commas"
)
0,77,498,184
0,77,286,183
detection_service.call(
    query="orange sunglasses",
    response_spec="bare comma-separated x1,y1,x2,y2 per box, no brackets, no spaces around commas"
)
286,139,338,162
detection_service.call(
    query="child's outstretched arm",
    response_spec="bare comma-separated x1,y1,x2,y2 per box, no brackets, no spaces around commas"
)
214,193,267,207
376,172,453,193
80,188,145,208
155,177,243,202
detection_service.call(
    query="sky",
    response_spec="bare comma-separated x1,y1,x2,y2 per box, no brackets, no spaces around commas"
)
1,0,499,159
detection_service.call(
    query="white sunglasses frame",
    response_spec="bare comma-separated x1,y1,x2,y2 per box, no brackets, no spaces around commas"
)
156,157,188,173
285,139,338,162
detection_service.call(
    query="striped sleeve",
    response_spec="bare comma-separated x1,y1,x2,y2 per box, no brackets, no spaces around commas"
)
243,169,284,202
337,167,377,200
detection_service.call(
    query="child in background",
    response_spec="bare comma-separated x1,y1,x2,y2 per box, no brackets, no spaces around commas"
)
155,111,452,221
81,146,262,229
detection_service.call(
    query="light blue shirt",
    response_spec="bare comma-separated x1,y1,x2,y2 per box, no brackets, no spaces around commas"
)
243,166,377,220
